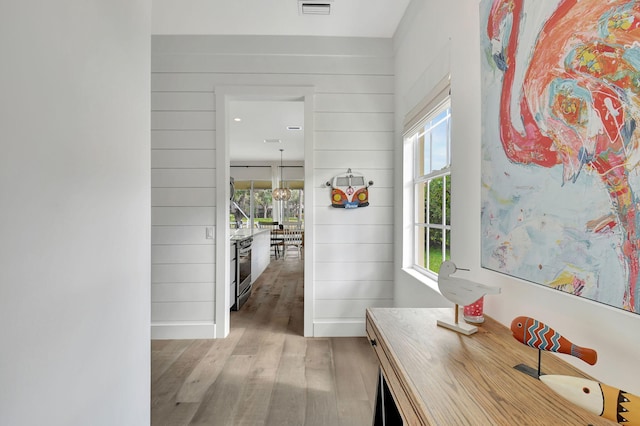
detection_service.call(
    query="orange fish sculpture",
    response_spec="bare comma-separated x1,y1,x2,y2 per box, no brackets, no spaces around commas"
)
510,316,597,365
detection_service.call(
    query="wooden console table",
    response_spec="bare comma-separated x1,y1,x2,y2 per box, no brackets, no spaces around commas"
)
366,308,610,425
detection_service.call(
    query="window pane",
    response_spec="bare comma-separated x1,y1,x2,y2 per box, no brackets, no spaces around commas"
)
430,120,448,171
253,189,273,223
408,96,451,278
231,188,250,227
445,175,451,226
417,133,427,177
415,226,427,269
444,229,451,261
282,188,304,225
428,228,444,273
428,176,444,225
415,181,427,224
430,108,449,128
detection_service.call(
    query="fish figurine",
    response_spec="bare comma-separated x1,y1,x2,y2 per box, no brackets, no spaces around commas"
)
510,316,597,365
540,375,640,425
437,261,501,306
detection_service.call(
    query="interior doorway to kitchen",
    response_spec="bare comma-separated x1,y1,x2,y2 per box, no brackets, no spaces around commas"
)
214,86,314,339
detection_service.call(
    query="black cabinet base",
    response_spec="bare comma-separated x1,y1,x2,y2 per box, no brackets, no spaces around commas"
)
372,368,403,426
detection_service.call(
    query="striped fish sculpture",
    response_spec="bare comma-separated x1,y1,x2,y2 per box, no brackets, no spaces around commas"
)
510,316,597,365
540,375,640,425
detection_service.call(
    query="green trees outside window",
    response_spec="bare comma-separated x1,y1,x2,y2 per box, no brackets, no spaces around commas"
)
426,175,450,273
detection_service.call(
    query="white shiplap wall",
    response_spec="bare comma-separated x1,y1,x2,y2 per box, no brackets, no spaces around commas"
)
151,89,216,338
151,35,394,338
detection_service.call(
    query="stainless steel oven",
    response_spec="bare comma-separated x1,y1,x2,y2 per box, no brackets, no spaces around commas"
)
234,236,252,310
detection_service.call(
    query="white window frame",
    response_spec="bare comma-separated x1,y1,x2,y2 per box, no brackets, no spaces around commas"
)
402,77,451,281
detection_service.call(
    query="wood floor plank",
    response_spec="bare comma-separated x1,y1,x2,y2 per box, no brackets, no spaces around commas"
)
230,379,273,426
264,353,307,426
151,339,192,386
188,355,253,426
152,402,200,426
333,338,379,426
150,258,378,426
151,340,212,422
288,289,304,336
175,327,245,403
352,337,380,407
338,399,374,426
272,275,295,318
304,339,340,426
231,324,263,355
333,337,370,402
232,278,282,356
230,317,288,426
304,338,332,370
282,333,306,356
304,367,340,426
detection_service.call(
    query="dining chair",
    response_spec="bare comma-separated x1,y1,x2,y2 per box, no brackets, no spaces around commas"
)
282,225,303,259
282,221,302,230
258,221,283,259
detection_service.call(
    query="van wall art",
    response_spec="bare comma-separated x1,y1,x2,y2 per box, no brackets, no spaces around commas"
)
480,0,640,313
326,169,372,209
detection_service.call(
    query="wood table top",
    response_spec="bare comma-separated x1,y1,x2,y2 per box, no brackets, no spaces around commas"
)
366,308,611,425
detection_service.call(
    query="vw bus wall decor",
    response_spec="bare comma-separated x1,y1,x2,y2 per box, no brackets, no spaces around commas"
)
326,169,373,209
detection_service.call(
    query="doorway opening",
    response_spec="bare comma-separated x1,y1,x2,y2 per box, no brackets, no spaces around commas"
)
215,86,314,338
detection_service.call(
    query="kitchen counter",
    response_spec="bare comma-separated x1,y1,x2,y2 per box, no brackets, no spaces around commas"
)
230,228,269,241
228,228,271,290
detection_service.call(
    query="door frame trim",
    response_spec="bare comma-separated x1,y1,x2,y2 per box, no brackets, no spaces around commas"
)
215,85,315,337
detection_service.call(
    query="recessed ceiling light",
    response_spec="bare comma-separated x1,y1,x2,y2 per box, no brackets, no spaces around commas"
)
233,117,242,122
264,139,282,144
287,126,302,131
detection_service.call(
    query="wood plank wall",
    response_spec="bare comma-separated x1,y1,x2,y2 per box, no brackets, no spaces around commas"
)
151,35,395,338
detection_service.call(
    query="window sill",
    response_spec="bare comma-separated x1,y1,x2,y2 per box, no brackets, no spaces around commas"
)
402,267,441,294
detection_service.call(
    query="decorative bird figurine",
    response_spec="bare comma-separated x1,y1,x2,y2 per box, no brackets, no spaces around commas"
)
438,261,501,306
436,261,501,335
540,375,640,425
511,316,597,365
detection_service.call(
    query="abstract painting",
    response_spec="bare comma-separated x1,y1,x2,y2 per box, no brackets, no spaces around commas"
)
480,0,640,313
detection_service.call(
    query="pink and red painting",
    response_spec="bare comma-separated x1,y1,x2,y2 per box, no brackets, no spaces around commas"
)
480,0,640,313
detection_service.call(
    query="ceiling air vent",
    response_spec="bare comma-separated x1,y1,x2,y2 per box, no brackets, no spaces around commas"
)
298,0,333,15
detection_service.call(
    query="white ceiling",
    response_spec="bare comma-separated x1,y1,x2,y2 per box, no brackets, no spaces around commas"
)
152,0,411,38
152,0,411,161
229,100,305,163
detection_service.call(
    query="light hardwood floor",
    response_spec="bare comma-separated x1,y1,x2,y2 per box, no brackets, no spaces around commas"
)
151,256,380,426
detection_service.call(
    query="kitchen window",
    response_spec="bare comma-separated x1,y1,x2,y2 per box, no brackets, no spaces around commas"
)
281,183,304,225
231,180,273,228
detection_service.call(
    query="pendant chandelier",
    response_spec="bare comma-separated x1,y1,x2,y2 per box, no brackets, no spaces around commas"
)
273,148,291,201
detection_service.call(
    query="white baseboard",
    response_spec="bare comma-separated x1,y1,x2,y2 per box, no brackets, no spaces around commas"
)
313,319,366,337
151,321,216,339
151,320,366,339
